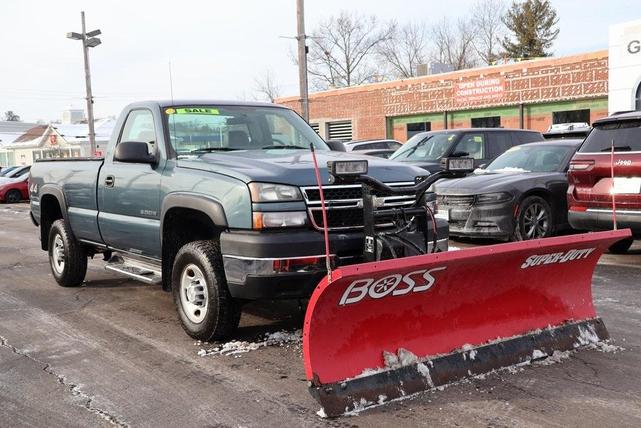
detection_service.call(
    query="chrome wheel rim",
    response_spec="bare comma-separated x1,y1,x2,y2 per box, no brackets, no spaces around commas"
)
523,203,549,239
51,234,65,274
179,264,208,324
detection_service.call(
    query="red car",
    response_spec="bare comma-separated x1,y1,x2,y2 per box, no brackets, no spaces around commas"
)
0,167,30,203
568,111,641,253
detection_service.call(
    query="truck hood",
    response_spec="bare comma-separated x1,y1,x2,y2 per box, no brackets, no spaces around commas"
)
434,171,554,195
177,150,426,185
395,160,443,174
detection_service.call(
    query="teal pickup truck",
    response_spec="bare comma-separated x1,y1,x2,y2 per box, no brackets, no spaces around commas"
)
29,100,447,340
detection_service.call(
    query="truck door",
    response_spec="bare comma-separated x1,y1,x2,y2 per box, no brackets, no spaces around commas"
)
98,108,162,258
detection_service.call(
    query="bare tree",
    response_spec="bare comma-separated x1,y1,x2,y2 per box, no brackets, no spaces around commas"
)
472,0,507,65
307,11,394,89
3,111,21,121
430,17,479,71
253,69,281,103
378,21,428,78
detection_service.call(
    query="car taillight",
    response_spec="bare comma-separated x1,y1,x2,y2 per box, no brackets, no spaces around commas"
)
569,160,595,171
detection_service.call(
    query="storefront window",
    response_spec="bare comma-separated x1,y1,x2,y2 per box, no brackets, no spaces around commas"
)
471,116,501,128
636,83,641,111
406,122,431,139
552,109,590,124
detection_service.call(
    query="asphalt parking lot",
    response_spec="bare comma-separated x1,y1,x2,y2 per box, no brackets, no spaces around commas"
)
1,202,640,427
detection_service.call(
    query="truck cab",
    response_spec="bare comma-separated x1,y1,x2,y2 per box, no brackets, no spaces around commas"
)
29,100,447,341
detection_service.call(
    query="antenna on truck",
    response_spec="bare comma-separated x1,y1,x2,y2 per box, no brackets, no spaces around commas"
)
309,143,332,283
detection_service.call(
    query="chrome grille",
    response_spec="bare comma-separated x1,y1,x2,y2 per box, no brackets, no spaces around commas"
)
302,183,415,231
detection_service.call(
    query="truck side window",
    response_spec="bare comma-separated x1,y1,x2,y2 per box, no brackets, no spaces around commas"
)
455,133,485,159
488,132,512,158
120,110,157,155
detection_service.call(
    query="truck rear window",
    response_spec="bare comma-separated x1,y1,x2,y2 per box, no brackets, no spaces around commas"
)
578,120,641,153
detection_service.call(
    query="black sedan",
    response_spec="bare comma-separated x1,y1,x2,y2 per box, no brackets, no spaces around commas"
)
433,139,582,241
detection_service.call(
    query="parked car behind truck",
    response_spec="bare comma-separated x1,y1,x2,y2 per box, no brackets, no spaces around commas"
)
29,100,447,341
389,128,544,173
568,111,641,253
434,139,581,241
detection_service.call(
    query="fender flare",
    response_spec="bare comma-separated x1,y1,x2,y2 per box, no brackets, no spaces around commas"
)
39,184,69,223
160,192,228,241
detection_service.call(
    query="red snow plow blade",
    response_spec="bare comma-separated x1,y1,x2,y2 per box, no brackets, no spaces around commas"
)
303,229,631,416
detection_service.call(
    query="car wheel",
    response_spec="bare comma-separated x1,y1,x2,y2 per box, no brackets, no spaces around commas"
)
172,240,241,341
608,237,633,254
48,219,88,287
5,190,21,203
514,196,553,241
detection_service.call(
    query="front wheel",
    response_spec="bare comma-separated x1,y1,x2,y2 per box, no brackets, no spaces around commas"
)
608,238,634,254
48,219,87,287
513,196,554,241
172,241,241,341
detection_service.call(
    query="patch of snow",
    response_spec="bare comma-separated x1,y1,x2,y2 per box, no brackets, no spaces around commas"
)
316,408,327,418
574,325,600,347
377,395,387,405
398,348,418,366
531,349,547,360
198,329,301,357
491,167,530,173
416,363,434,388
448,246,461,251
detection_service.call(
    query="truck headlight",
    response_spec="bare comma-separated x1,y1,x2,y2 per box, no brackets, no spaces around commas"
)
249,183,302,202
476,192,512,204
253,211,307,229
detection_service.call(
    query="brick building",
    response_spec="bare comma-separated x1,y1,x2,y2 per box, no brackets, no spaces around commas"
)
277,50,610,142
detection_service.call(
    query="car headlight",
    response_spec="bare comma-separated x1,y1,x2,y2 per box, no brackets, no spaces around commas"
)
476,192,513,204
253,211,307,229
248,182,302,202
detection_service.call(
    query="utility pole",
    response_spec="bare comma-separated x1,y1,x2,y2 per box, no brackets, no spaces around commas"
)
68,12,101,156
296,0,309,121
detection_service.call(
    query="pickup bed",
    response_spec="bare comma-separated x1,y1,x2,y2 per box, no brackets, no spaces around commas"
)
30,100,447,340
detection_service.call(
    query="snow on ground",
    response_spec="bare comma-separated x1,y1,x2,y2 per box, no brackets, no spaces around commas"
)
197,330,302,357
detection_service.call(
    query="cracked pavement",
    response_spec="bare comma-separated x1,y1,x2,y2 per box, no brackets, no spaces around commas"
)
1,203,641,427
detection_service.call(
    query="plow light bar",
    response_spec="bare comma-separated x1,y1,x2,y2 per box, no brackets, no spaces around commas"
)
444,157,474,172
327,160,368,177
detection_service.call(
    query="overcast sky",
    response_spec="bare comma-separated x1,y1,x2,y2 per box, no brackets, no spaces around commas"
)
0,0,637,122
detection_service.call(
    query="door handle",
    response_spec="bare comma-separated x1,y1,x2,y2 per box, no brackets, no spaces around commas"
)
104,175,115,187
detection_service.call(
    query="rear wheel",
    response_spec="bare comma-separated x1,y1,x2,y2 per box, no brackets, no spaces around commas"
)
608,238,634,254
5,190,21,203
514,196,553,241
172,240,241,341
48,219,87,287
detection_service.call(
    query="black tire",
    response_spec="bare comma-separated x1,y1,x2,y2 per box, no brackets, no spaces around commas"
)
48,219,87,287
171,240,241,341
5,190,21,203
513,196,554,241
608,237,634,254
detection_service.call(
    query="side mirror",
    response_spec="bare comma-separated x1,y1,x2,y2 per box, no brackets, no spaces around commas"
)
114,141,156,164
325,140,346,152
478,163,487,169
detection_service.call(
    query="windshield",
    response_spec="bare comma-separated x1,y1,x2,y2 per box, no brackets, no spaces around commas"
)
484,145,574,173
578,120,641,153
165,106,328,157
390,132,457,161
4,167,29,178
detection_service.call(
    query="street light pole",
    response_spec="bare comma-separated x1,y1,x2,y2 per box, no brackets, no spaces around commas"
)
68,12,101,156
81,12,96,156
296,0,309,121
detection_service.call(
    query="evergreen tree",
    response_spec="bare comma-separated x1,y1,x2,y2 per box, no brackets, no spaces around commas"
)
502,0,559,59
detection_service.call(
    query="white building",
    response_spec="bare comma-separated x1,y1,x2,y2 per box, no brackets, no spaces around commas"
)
62,108,86,124
609,19,641,113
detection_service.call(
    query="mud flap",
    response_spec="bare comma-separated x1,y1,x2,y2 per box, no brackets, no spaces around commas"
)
303,230,631,417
